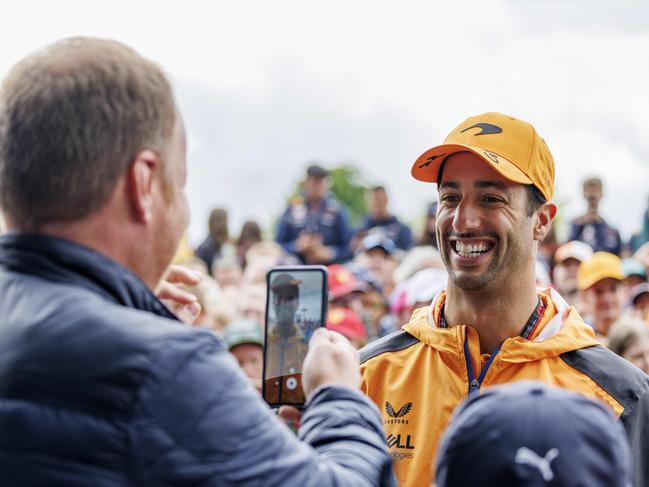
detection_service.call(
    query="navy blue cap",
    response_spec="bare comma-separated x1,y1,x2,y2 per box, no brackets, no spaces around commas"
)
436,381,631,487
306,164,329,178
361,233,396,255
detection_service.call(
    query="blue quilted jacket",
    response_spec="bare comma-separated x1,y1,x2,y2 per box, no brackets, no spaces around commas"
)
0,234,394,486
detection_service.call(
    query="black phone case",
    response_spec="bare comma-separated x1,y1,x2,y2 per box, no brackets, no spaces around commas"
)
262,265,328,408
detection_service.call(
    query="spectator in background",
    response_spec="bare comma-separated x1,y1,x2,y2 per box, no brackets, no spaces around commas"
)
436,382,631,487
356,186,413,251
417,201,439,248
195,208,233,271
242,241,289,285
577,251,625,339
551,240,593,311
389,245,444,324
630,196,649,253
237,284,266,324
402,267,448,320
628,284,649,321
212,257,243,289
276,165,352,264
623,258,648,301
635,242,649,278
569,177,622,255
224,319,265,391
327,308,368,349
236,219,262,269
354,233,398,291
328,264,367,314
608,317,649,374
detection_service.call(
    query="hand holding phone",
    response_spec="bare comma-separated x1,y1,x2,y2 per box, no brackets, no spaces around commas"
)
302,328,361,397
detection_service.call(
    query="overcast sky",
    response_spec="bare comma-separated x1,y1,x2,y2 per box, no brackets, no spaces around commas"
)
2,0,648,245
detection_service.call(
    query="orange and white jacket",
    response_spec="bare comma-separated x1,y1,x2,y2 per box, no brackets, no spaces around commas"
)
360,288,649,487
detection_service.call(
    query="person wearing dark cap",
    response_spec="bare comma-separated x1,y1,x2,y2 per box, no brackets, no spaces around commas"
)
276,164,352,264
436,381,632,487
356,186,413,251
264,273,309,404
628,283,649,321
358,112,649,487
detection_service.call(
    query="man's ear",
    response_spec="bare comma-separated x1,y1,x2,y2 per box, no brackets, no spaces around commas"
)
127,149,161,224
533,202,558,242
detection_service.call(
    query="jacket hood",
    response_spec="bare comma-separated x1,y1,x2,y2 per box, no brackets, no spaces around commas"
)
403,287,599,362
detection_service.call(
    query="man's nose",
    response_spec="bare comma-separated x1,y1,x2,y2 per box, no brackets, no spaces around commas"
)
452,200,482,233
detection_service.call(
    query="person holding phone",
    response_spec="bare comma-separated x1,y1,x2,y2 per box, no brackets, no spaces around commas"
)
0,38,394,486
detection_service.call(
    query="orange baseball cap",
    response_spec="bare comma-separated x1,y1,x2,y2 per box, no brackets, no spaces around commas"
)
411,112,555,201
577,252,625,291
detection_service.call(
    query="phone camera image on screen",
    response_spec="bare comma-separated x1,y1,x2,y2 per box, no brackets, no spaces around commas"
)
262,266,327,408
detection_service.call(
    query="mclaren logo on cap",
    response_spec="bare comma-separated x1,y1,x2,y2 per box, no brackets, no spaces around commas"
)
461,123,503,136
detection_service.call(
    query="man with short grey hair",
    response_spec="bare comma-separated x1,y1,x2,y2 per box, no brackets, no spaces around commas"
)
0,37,393,486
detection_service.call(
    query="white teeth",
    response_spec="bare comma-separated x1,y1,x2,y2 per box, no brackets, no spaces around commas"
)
455,241,492,258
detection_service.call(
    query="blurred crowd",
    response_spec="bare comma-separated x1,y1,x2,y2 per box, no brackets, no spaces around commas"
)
172,166,649,386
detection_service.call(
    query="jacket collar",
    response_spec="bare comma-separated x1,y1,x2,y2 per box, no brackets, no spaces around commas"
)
403,287,598,362
0,233,178,320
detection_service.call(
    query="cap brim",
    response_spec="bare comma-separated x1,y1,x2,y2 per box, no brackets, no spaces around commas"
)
411,143,533,186
578,270,625,291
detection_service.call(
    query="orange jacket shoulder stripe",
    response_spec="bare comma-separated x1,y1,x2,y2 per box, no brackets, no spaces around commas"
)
360,288,649,487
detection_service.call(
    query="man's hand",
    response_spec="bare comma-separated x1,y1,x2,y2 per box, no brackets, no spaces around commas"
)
302,328,361,398
296,232,316,253
155,265,203,324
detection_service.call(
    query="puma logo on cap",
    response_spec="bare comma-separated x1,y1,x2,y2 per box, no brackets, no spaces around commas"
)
515,446,559,481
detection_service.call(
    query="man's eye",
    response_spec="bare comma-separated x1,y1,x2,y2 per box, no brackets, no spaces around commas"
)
441,194,459,202
483,196,502,203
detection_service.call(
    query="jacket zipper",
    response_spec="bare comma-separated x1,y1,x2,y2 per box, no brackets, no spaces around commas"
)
463,328,503,395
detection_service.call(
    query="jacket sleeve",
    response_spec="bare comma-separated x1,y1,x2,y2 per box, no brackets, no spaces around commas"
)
131,331,395,487
621,386,649,487
329,207,352,262
397,223,414,251
275,210,299,256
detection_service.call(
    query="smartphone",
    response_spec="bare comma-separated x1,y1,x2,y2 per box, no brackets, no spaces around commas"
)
262,265,328,408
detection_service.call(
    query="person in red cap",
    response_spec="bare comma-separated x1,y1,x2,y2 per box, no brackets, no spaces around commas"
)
327,308,368,349
328,264,367,308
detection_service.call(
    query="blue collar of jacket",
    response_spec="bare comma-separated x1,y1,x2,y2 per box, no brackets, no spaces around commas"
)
0,233,178,321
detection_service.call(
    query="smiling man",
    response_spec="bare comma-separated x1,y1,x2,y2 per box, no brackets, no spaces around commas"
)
359,113,649,487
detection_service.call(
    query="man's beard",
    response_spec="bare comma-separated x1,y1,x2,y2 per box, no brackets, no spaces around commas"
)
440,231,524,292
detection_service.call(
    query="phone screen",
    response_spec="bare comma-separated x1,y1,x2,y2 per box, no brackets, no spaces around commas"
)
262,266,328,407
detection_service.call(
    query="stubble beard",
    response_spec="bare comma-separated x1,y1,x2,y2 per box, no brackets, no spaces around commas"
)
441,234,526,294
